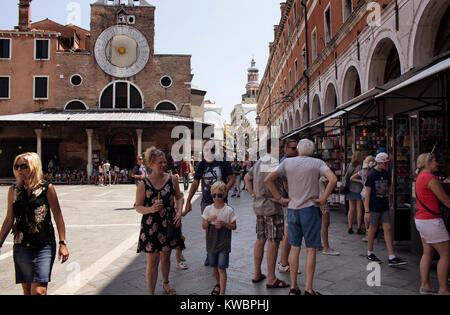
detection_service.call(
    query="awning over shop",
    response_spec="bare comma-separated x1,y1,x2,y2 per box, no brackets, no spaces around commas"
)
281,88,380,140
0,110,207,125
376,58,450,99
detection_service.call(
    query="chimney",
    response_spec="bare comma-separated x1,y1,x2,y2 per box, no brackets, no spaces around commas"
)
273,25,279,39
18,0,31,31
280,2,287,16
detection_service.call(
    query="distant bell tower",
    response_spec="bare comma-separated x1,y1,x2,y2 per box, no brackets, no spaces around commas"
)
17,0,31,31
243,59,260,102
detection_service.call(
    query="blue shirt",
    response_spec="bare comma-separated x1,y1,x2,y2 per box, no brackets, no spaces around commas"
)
365,168,391,213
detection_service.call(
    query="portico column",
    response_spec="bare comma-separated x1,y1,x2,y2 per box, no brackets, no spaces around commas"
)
136,129,143,156
34,129,42,159
86,129,93,177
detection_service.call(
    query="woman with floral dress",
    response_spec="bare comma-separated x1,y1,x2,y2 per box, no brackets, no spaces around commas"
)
135,147,185,295
0,152,69,295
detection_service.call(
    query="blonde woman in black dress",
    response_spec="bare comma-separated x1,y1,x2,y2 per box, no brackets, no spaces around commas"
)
135,147,185,295
0,152,69,295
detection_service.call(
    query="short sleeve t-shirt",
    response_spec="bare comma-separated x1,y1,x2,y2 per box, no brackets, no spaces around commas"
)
202,204,236,253
248,155,282,217
133,164,146,185
277,156,330,210
194,160,233,204
365,168,391,213
415,172,440,220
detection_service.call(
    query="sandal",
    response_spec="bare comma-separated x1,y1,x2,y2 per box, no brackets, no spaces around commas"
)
211,284,220,295
304,290,322,295
251,274,266,283
266,278,290,289
163,281,176,295
289,288,302,295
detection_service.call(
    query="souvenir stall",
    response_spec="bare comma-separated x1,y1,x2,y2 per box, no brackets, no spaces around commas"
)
378,56,449,251
314,119,346,209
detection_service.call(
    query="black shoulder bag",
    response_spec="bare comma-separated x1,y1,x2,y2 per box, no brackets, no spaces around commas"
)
416,190,450,232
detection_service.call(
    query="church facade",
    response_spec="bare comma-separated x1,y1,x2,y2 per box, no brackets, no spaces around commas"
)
0,0,207,177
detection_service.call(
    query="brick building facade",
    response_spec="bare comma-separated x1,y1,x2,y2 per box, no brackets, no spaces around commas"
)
257,0,449,248
257,0,449,133
0,0,206,177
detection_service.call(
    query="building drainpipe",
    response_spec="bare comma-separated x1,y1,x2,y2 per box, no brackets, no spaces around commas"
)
301,0,311,123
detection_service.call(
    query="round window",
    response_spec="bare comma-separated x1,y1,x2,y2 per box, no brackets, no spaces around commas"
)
70,74,83,86
160,76,172,88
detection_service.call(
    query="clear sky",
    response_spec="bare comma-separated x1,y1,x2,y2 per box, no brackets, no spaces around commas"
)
0,0,281,123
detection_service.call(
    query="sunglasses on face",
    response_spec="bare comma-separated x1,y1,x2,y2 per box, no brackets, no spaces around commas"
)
287,146,297,150
212,193,224,199
14,163,29,171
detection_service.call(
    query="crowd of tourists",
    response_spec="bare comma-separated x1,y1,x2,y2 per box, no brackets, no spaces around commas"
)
0,139,449,296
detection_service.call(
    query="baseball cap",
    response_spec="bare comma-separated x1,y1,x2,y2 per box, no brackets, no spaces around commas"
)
377,147,387,153
375,153,389,163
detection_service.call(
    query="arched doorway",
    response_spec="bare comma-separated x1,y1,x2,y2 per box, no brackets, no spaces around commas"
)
302,103,308,125
108,133,135,170
295,110,301,129
342,66,361,103
368,38,401,89
289,113,294,132
324,83,338,114
412,1,449,66
311,95,321,120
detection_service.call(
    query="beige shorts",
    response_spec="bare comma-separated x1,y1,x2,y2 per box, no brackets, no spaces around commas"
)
415,218,450,244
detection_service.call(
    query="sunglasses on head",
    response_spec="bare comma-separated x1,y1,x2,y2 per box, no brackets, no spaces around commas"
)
14,163,29,171
151,150,163,156
212,193,224,199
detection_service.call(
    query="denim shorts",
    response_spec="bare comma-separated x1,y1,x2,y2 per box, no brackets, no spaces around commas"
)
287,207,322,248
13,243,56,284
346,191,362,200
207,252,230,269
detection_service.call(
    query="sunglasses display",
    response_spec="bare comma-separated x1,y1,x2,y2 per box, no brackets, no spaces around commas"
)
14,163,29,170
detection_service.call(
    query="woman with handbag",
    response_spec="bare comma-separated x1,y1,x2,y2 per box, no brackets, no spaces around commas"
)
135,147,185,295
345,151,364,234
415,153,450,295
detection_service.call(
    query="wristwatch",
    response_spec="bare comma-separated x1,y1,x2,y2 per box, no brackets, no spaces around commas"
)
59,240,67,245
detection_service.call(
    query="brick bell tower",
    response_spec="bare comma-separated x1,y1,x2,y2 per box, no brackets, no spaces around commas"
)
244,59,260,101
90,0,155,56
17,0,32,31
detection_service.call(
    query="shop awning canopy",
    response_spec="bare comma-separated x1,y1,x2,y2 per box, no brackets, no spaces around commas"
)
281,88,380,140
376,57,450,99
0,110,207,125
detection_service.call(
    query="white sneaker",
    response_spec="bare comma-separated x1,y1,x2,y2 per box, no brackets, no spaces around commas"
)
362,236,368,243
176,262,188,270
322,248,340,256
277,262,301,274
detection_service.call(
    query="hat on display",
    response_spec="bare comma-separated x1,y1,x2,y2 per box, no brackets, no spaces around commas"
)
377,147,387,153
375,153,389,163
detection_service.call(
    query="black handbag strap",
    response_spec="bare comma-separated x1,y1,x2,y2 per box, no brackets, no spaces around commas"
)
416,189,441,217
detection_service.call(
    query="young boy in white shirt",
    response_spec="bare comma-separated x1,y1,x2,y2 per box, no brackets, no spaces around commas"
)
202,181,237,295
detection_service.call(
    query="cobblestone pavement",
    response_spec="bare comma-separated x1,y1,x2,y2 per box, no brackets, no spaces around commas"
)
0,184,432,295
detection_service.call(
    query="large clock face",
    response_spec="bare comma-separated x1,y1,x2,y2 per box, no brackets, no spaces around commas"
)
95,25,150,78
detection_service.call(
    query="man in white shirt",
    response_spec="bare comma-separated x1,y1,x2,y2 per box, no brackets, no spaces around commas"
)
265,139,337,295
